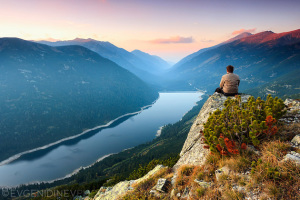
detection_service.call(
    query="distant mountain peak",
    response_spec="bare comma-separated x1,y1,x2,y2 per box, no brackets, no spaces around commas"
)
72,38,95,42
237,29,300,45
224,32,253,44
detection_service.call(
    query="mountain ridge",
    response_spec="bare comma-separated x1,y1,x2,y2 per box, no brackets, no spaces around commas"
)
172,32,253,69
37,38,170,85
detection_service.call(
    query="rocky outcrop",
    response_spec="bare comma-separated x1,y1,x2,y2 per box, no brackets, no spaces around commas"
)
93,165,166,200
280,99,300,124
173,93,251,169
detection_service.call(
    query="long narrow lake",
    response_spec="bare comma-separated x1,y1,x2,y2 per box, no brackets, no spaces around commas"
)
0,92,202,187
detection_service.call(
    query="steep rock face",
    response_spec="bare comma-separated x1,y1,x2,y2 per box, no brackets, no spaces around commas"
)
174,93,251,169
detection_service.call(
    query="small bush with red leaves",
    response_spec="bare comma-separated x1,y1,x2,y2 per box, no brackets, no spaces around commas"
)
203,95,286,156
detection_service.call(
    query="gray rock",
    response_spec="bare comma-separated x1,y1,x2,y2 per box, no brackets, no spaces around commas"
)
284,99,300,111
149,189,161,198
291,135,300,147
93,165,166,200
246,145,260,155
232,185,246,193
181,187,190,199
215,166,231,181
280,99,300,124
170,189,176,198
282,151,300,165
152,178,169,193
194,179,212,188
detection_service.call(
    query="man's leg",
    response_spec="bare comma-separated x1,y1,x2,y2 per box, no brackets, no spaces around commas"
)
215,87,224,94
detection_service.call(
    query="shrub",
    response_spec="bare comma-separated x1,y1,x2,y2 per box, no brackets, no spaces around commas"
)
203,95,286,156
196,186,206,197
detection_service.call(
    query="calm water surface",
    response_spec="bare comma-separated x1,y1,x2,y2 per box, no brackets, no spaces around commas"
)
0,92,202,187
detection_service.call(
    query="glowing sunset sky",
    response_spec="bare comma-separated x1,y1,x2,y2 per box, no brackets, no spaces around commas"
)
1,0,299,62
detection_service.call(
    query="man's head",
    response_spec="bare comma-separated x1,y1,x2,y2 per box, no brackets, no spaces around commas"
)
226,65,234,73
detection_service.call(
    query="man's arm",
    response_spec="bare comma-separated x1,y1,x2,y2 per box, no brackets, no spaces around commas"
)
220,76,225,88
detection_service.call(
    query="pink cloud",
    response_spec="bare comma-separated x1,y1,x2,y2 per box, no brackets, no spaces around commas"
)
150,36,194,44
232,28,256,35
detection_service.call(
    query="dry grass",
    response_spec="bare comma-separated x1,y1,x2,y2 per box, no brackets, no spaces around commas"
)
220,155,252,173
277,122,300,141
174,165,195,192
222,186,245,200
122,167,172,200
249,139,300,199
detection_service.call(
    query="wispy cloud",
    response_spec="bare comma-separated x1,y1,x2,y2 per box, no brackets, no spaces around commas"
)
232,28,256,35
201,39,214,43
150,36,194,44
36,37,59,42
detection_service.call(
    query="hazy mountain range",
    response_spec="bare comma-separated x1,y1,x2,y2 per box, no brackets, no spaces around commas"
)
0,38,158,161
38,38,170,86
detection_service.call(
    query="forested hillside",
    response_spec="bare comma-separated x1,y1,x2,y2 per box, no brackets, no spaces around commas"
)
0,38,158,162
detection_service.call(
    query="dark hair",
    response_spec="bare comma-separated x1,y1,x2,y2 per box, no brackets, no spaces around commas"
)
226,65,234,73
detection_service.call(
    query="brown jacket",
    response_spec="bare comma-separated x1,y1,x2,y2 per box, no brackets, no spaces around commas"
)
220,73,240,94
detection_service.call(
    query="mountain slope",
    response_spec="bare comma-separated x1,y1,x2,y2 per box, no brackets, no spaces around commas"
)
172,32,253,69
131,49,170,73
0,38,158,162
244,68,300,99
38,39,169,83
169,29,300,94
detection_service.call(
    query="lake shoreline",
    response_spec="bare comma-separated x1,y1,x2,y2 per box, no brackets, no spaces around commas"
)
0,96,160,167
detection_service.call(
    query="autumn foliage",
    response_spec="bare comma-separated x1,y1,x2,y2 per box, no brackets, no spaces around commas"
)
203,95,285,156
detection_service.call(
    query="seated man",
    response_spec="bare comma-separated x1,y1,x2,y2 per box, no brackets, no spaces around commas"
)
215,65,240,96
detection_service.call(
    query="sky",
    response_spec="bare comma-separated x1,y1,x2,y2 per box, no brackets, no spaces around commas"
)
0,0,299,63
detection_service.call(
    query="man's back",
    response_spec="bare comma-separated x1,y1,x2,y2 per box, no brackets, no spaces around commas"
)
220,73,240,94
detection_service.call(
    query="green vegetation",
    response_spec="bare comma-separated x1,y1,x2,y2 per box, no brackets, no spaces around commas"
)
127,156,179,181
203,95,286,155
